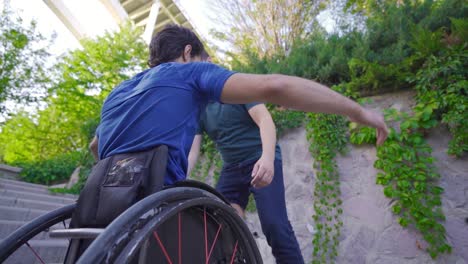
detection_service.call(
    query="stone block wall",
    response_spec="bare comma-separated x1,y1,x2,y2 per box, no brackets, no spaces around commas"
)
246,91,467,263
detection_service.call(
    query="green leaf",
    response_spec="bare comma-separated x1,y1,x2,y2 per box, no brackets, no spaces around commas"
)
383,186,393,198
431,186,444,195
400,121,411,130
399,217,409,227
392,204,402,214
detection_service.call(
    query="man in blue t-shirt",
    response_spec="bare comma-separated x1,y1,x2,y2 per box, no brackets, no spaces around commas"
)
90,24,389,188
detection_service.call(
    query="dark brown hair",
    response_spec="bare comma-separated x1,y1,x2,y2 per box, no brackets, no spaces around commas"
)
148,24,204,68
200,50,210,61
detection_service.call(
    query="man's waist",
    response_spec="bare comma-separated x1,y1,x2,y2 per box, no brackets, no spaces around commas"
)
219,145,282,166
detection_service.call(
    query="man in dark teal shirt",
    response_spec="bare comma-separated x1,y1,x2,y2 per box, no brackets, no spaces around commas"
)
188,98,304,262
197,102,281,165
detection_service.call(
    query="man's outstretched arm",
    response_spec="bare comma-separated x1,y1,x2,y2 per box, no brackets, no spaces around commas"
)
221,73,388,145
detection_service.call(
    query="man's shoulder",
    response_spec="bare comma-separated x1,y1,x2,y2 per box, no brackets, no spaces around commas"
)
177,62,231,76
109,69,150,93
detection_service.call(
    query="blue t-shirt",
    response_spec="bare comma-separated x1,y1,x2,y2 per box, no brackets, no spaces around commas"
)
96,62,235,185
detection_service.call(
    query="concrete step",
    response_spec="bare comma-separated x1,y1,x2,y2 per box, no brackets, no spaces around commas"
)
0,181,77,199
0,189,76,205
0,196,67,211
0,206,49,222
0,178,77,263
0,219,71,240
2,239,68,264
0,178,51,190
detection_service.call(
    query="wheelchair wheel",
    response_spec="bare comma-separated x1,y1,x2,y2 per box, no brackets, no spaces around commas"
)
77,187,262,264
0,204,75,263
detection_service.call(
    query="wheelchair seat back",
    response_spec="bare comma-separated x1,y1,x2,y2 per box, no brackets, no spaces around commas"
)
65,145,168,263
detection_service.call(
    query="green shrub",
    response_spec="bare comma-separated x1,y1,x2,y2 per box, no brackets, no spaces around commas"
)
230,31,359,86
16,151,83,185
410,47,467,156
340,0,467,95
46,149,96,194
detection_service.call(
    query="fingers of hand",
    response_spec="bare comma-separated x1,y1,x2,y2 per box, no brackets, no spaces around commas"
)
252,166,266,187
376,127,388,145
252,162,260,178
373,112,389,145
264,170,273,186
252,166,274,188
375,128,382,146
376,129,382,145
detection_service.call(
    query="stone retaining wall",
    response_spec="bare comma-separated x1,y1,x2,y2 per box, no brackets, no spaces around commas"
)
242,91,467,263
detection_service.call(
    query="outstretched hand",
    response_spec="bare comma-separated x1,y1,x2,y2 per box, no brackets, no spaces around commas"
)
350,108,389,145
251,155,274,188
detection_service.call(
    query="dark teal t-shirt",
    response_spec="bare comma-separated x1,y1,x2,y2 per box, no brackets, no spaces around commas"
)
198,102,282,165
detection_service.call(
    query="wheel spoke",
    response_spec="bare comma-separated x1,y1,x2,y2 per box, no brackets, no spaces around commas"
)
229,240,239,264
26,241,46,264
204,207,208,262
206,223,222,263
152,231,173,264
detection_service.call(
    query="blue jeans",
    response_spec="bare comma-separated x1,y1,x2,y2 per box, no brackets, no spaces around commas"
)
217,158,304,264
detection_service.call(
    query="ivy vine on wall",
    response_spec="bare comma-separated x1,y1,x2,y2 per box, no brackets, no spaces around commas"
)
306,113,348,263
350,109,451,258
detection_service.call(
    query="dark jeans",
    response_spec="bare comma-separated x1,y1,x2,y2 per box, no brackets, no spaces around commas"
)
217,158,304,264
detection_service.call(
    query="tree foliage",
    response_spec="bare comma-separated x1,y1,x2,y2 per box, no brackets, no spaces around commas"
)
48,21,148,149
0,7,51,118
0,22,147,184
210,0,328,58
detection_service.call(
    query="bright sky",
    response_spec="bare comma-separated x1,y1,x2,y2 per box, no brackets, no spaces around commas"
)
1,0,218,57
2,0,334,57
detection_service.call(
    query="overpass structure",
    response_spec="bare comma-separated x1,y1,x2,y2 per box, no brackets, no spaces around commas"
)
43,0,202,44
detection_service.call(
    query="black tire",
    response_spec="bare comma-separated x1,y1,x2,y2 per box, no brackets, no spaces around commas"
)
166,179,231,204
0,204,75,262
77,187,262,264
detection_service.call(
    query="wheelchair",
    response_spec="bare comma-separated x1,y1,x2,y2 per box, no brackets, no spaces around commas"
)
0,146,262,264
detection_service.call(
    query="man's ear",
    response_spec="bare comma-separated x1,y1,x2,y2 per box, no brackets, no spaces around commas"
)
183,44,192,62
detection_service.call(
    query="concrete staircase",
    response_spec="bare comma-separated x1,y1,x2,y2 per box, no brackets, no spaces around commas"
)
0,178,77,264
